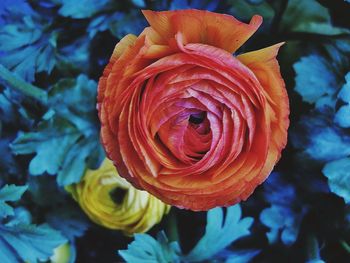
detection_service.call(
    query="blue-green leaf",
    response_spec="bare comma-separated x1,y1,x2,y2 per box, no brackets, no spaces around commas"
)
292,113,350,161
323,157,350,203
224,249,261,263
131,0,145,8
0,219,66,263
11,118,81,177
335,72,350,128
55,0,110,19
119,231,181,263
293,54,338,106
0,184,27,218
281,0,349,35
228,0,274,21
10,74,104,185
185,205,253,262
0,14,57,82
260,173,306,245
46,207,89,241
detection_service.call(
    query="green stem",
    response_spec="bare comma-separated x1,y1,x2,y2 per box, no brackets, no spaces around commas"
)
166,210,179,242
0,64,48,104
306,234,321,261
341,240,350,254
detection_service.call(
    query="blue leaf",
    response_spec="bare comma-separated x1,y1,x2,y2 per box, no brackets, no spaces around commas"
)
0,184,27,219
131,0,146,8
260,205,301,245
323,157,350,203
228,0,274,21
335,104,350,128
292,114,350,161
109,11,147,39
0,13,57,82
46,207,89,241
293,54,338,106
0,221,66,263
185,205,253,261
88,11,146,39
170,0,190,10
48,75,98,135
10,75,104,185
11,118,81,177
260,173,306,245
281,0,349,35
119,231,181,263
224,249,261,263
335,72,350,128
169,0,219,10
0,138,21,177
56,37,90,73
55,0,110,19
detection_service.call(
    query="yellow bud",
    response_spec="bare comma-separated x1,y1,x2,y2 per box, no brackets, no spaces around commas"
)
66,159,171,235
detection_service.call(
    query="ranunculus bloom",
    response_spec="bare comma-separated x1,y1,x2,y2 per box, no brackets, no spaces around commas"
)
98,10,289,211
67,159,170,235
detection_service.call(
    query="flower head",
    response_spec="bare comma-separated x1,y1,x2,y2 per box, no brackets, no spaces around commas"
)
67,159,170,235
98,10,289,211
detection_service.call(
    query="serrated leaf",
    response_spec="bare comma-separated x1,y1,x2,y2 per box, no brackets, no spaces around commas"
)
323,157,350,203
0,138,20,177
11,118,81,176
0,221,66,263
55,0,110,19
119,231,181,263
335,72,350,128
293,54,338,106
224,249,261,263
0,184,27,218
109,11,147,39
185,205,253,262
228,0,274,21
281,0,349,35
0,13,57,82
292,112,350,161
46,207,89,241
48,75,97,136
10,74,104,185
260,173,306,245
131,0,145,8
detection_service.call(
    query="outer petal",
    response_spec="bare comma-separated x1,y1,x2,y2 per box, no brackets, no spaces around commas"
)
142,9,262,53
237,43,290,185
97,34,137,103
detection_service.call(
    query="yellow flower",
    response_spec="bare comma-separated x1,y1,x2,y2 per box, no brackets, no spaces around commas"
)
67,158,170,235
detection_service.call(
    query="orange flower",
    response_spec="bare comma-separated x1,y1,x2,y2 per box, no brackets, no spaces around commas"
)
98,10,289,211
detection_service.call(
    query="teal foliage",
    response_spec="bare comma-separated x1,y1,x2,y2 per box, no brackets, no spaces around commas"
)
0,6,57,82
0,185,27,218
260,173,306,245
0,185,67,263
119,231,182,263
0,0,350,262
293,54,338,106
120,205,256,262
184,205,253,261
54,0,110,19
323,158,350,204
10,75,104,186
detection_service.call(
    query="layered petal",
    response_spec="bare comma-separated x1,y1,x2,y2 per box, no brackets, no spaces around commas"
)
67,159,170,235
142,9,262,53
97,9,289,211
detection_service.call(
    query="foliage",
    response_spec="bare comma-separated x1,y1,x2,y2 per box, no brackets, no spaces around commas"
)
0,185,67,263
0,0,349,262
119,205,255,262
